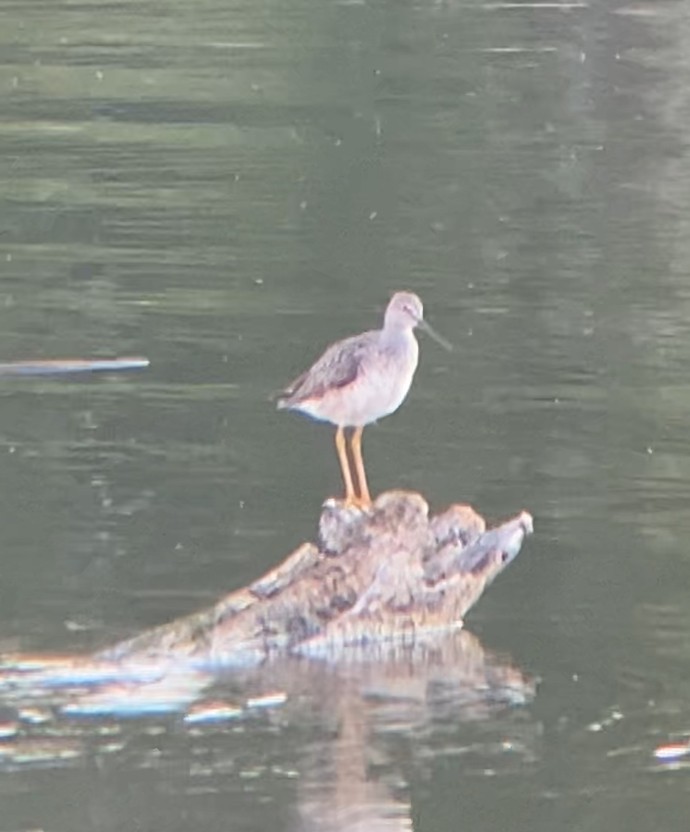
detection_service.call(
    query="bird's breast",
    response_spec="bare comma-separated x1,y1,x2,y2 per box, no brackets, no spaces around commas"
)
349,335,419,424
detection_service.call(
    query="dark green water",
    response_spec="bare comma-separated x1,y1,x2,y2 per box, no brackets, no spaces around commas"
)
1,0,690,829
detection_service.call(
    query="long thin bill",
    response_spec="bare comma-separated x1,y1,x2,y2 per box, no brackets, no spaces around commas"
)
419,319,453,351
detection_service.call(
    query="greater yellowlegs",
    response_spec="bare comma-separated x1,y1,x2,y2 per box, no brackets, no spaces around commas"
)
277,292,451,509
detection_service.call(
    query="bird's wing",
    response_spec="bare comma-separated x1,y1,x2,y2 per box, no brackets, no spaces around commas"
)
278,331,376,404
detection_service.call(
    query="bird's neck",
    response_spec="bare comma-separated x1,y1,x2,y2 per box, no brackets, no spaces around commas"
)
380,324,415,351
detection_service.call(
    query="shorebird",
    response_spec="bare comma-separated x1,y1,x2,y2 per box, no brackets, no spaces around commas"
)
277,292,450,508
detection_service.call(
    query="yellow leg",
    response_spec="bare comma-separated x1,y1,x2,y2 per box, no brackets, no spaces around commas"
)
351,426,372,508
335,426,356,505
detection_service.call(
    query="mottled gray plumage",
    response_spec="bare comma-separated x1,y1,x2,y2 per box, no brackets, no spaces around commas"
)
278,330,377,408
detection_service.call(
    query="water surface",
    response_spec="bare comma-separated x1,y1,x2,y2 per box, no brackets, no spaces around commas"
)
2,0,690,829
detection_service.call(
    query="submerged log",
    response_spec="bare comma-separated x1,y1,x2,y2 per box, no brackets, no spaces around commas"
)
0,357,150,376
98,491,533,665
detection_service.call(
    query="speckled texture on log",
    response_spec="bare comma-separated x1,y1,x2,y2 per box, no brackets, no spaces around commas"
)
97,491,533,665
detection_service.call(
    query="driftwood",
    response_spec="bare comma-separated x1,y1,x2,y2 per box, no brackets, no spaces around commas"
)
97,490,533,666
0,490,533,791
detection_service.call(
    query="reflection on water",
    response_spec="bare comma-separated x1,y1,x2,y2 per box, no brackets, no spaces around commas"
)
3,0,690,829
0,631,535,831
292,634,535,832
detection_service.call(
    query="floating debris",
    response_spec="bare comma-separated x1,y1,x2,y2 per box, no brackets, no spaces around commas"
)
184,701,244,725
17,707,52,725
246,691,288,710
654,742,690,762
60,668,210,717
0,738,83,766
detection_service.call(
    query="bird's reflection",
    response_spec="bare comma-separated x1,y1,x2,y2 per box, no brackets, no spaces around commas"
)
269,631,535,832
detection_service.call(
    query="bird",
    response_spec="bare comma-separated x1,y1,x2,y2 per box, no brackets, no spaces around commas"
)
277,291,451,509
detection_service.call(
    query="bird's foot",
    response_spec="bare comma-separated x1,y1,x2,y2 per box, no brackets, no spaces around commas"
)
322,495,373,513
348,495,373,512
